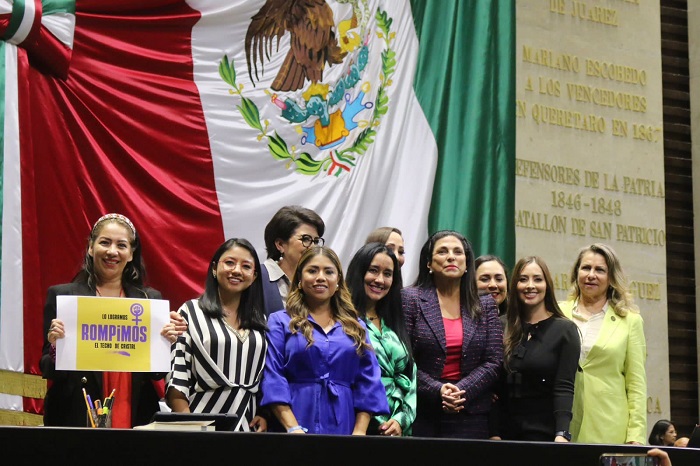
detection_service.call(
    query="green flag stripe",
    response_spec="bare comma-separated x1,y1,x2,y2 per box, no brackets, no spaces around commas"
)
410,0,516,266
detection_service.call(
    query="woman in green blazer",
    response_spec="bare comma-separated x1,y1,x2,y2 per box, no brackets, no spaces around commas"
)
559,243,647,445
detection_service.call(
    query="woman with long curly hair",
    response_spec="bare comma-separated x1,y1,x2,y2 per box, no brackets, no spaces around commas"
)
260,246,389,434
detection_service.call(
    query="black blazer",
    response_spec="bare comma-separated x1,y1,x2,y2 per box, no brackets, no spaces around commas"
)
39,281,165,427
260,263,284,317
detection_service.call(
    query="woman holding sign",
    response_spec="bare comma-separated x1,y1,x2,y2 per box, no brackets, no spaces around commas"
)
40,213,186,428
166,238,269,432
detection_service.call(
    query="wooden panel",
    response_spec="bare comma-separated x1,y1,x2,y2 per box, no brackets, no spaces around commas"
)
661,0,699,438
0,370,46,400
0,410,43,427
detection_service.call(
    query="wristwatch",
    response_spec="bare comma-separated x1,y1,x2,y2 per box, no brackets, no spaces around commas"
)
555,430,572,441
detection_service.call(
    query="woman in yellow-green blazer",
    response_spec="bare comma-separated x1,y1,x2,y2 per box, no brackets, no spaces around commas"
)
559,243,647,445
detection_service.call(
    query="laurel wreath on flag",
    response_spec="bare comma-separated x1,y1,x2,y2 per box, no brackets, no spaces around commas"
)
219,8,396,177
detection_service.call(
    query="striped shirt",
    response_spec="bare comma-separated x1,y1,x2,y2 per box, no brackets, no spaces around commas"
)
167,299,266,431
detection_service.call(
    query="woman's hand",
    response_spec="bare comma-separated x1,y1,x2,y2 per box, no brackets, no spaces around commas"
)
47,319,65,347
440,383,466,413
647,448,672,466
250,415,267,432
160,311,187,343
379,419,403,437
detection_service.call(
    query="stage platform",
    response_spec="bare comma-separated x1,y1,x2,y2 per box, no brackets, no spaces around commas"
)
2,426,696,465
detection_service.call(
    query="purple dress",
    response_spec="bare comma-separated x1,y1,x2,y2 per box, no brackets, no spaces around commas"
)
261,310,389,434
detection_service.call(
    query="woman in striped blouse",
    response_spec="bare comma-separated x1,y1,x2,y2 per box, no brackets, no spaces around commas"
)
166,238,269,432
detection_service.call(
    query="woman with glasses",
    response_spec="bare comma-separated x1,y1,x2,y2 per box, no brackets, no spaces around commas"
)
261,205,325,316
166,238,269,432
261,246,389,434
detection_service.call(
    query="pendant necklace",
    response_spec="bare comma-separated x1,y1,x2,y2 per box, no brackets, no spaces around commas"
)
222,312,249,343
96,287,124,298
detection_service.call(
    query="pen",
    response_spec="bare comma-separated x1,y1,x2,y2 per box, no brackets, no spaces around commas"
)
94,399,103,416
82,388,96,428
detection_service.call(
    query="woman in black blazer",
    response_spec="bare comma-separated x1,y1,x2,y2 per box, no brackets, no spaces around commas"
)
40,213,186,428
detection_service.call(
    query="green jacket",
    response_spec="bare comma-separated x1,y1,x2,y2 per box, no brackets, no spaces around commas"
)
559,300,647,444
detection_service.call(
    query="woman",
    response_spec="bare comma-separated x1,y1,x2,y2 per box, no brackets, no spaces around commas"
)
261,205,325,315
366,226,406,268
490,256,580,442
402,230,503,439
475,255,509,316
649,419,677,446
346,242,417,436
261,246,389,434
40,213,186,428
166,238,269,432
559,243,647,444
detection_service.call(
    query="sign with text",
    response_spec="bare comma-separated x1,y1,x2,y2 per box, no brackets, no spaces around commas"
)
56,296,171,372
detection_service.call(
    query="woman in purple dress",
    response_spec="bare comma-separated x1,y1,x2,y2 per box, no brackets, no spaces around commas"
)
261,246,389,434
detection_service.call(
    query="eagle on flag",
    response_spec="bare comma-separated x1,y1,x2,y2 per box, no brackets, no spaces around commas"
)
245,0,347,92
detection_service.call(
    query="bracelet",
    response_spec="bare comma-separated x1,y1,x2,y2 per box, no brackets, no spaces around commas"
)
555,430,572,441
287,425,308,433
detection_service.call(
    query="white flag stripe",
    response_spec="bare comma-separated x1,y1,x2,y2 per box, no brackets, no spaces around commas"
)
189,0,436,281
0,42,25,411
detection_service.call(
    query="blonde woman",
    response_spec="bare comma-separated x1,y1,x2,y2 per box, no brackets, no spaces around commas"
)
559,243,647,444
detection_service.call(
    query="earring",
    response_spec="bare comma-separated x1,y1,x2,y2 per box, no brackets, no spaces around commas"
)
428,269,433,274
212,270,216,278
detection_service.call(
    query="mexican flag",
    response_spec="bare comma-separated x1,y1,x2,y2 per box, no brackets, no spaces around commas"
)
0,0,513,418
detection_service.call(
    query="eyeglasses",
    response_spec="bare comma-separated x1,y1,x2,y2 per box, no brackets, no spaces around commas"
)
215,259,255,275
297,235,325,248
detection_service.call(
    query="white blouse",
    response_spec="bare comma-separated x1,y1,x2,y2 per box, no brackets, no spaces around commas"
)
571,301,607,361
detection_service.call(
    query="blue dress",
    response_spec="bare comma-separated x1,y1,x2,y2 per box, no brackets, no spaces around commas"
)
261,310,390,434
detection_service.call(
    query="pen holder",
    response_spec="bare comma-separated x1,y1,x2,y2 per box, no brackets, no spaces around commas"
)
87,409,112,428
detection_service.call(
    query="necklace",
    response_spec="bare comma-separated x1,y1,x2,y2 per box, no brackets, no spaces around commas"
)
311,313,334,331
222,319,249,343
96,287,124,298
